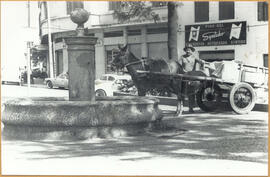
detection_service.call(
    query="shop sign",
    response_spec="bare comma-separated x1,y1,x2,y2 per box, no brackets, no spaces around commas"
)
185,21,246,47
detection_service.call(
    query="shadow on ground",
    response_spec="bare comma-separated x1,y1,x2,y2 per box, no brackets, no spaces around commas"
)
2,111,267,164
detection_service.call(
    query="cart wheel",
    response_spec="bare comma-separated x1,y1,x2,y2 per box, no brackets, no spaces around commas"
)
175,99,183,117
229,83,256,114
196,84,222,112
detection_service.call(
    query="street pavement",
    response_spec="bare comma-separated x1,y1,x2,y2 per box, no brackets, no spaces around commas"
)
1,84,268,176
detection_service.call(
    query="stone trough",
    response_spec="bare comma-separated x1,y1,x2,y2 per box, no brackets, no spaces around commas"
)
2,96,163,140
2,96,162,127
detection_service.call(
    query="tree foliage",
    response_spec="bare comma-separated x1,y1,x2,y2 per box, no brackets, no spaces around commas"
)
113,2,162,23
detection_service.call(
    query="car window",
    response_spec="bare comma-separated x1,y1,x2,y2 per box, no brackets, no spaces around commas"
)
63,73,68,79
115,79,128,84
108,76,115,81
115,79,122,84
58,74,64,79
100,76,107,80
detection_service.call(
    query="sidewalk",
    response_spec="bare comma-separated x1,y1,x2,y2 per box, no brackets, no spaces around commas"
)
21,83,47,89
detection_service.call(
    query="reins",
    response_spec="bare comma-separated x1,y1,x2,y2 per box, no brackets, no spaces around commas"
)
125,59,147,70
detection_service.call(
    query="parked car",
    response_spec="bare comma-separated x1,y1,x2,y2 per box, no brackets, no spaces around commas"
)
44,72,68,89
2,67,22,85
95,74,132,96
95,74,122,85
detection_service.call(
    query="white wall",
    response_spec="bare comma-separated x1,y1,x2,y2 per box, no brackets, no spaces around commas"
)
43,2,109,34
177,1,268,66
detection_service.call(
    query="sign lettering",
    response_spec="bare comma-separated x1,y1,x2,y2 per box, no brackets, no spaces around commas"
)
185,21,247,47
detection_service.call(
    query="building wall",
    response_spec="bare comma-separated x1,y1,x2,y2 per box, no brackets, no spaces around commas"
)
40,1,107,35
40,1,169,78
177,1,268,66
39,1,268,78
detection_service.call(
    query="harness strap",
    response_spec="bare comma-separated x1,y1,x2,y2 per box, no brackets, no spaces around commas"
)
125,59,147,70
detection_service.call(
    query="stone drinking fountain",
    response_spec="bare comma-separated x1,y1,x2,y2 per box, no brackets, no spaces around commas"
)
2,8,163,140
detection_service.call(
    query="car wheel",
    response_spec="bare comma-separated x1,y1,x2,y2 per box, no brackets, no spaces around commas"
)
95,89,107,97
46,81,53,89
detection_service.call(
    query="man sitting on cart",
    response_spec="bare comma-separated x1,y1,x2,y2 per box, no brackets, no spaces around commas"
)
177,44,205,113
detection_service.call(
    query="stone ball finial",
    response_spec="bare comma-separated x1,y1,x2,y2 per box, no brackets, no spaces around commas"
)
70,8,89,36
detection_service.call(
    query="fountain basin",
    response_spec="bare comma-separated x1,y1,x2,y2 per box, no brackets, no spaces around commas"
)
2,96,163,127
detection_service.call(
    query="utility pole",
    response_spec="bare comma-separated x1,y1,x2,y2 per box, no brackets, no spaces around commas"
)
27,1,31,91
27,42,32,91
27,1,30,27
47,2,54,78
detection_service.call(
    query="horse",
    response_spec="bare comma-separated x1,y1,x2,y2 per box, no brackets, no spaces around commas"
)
111,44,200,116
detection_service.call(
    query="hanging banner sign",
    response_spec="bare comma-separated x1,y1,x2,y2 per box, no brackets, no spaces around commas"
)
185,21,247,47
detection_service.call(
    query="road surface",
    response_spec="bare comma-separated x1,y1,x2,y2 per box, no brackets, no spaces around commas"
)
1,84,268,176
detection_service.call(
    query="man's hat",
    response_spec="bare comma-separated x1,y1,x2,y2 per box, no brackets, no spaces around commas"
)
184,44,195,52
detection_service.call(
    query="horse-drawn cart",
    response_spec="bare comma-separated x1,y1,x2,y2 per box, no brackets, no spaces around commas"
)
112,45,268,116
134,60,268,115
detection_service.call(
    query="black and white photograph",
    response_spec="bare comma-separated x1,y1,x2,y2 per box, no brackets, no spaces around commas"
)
1,1,268,176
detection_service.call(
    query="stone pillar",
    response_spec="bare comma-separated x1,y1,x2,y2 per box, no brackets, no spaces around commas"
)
123,27,128,45
141,27,148,58
63,37,97,101
95,30,105,79
52,40,57,77
46,52,50,77
62,44,68,73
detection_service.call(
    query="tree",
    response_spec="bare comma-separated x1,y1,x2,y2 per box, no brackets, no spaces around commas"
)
167,2,180,60
113,2,160,23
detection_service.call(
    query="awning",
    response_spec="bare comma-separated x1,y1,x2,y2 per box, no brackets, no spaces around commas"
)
32,44,48,51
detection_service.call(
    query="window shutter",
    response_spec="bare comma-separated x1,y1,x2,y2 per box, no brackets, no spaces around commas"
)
73,2,84,9
66,2,72,14
195,2,209,22
66,2,84,14
109,2,121,11
258,2,268,21
219,2,235,20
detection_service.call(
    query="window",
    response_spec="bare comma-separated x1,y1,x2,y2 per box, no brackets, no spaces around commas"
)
108,76,115,81
104,31,123,38
108,2,121,11
147,27,168,34
151,2,167,7
199,50,235,62
219,2,235,20
106,50,119,73
195,2,209,22
263,54,268,68
66,2,84,15
258,2,268,21
127,29,141,36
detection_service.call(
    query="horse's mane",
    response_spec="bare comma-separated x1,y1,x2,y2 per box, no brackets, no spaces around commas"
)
127,50,140,63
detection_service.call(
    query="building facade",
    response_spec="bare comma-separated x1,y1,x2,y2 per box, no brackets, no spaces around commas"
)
37,1,268,78
177,1,268,67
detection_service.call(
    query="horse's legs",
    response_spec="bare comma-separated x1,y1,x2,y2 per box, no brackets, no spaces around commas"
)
175,94,184,117
138,88,146,96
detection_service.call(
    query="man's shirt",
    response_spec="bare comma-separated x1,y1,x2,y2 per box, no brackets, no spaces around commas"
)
178,54,200,72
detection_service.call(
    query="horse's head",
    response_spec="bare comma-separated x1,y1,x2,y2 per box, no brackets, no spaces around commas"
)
111,44,131,71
